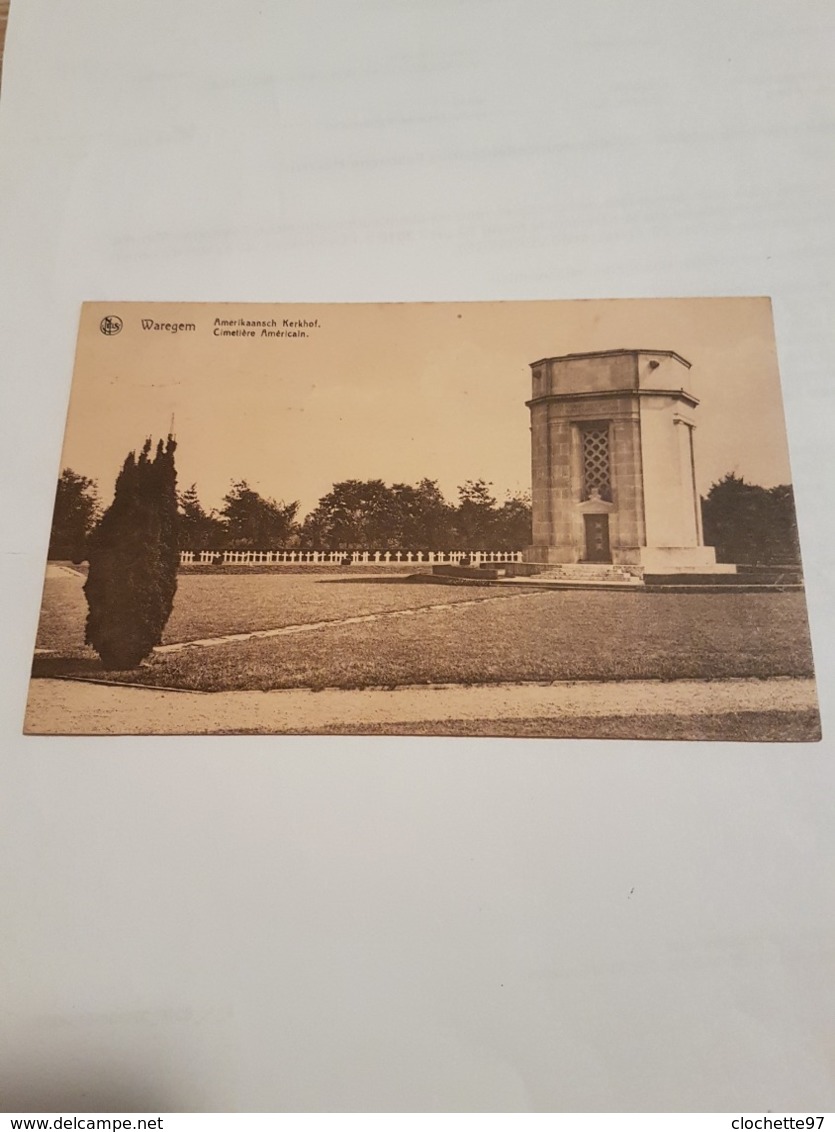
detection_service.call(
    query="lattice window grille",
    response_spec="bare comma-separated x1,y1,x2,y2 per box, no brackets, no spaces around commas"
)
582,426,611,497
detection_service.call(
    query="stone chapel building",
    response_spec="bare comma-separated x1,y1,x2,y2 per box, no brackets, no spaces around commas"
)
524,349,734,573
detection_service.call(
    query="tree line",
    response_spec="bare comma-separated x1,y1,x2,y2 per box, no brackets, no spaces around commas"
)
50,465,803,564
700,472,801,565
50,472,533,557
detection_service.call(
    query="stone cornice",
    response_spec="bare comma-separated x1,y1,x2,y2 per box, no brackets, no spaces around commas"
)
530,349,692,368
526,388,700,410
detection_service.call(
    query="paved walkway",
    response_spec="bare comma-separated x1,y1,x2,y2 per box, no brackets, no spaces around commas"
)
24,676,817,735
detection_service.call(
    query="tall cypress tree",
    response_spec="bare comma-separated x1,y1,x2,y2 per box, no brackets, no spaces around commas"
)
84,435,179,669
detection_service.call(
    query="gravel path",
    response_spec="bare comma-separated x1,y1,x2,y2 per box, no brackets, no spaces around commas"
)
24,676,817,735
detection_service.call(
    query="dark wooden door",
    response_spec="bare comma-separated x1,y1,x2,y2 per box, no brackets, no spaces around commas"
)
583,514,611,562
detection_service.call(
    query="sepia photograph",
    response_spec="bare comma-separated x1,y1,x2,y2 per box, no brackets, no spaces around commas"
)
25,297,819,740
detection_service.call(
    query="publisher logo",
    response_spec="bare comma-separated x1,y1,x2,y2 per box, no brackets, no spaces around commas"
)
100,315,123,336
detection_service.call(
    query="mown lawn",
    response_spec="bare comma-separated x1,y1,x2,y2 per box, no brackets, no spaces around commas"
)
33,571,493,655
61,587,817,691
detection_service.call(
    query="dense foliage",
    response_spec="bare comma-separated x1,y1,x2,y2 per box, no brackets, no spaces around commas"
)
172,476,531,552
177,484,226,550
83,437,179,669
48,469,100,561
299,478,531,551
220,481,299,548
701,473,802,565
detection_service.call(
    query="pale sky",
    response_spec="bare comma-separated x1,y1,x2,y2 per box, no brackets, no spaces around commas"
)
60,297,793,516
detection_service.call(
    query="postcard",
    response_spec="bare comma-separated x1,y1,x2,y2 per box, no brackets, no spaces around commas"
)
25,298,819,739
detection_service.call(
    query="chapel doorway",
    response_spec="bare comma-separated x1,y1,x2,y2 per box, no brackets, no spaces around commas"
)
583,514,611,562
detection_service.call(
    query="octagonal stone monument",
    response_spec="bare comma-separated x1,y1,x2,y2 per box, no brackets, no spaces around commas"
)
524,349,734,573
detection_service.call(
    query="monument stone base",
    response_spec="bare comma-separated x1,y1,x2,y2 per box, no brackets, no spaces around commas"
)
523,545,585,566
523,544,737,575
615,546,737,574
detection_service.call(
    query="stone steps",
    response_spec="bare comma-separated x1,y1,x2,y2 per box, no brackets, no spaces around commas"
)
534,564,643,586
